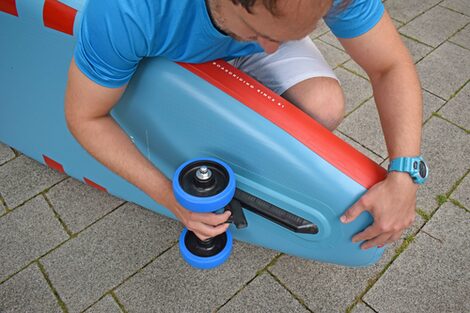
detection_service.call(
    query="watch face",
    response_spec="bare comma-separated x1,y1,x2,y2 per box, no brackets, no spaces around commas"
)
419,161,427,178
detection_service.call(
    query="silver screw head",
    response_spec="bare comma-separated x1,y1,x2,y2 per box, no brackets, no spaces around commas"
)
196,166,212,180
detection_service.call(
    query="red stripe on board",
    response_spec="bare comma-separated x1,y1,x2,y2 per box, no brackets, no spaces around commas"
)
84,178,107,192
178,61,387,189
0,0,18,16
43,0,77,35
43,155,65,173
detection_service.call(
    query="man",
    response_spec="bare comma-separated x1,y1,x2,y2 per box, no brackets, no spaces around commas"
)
65,0,425,250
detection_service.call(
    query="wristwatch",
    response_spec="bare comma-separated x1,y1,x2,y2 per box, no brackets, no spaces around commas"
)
388,156,429,184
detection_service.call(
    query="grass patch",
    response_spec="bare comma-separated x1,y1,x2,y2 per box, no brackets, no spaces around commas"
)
347,234,416,312
416,208,430,222
394,234,415,255
436,194,448,205
259,253,282,274
449,198,469,212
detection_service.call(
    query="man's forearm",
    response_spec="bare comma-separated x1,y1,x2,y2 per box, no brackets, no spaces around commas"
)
370,61,422,160
68,114,184,216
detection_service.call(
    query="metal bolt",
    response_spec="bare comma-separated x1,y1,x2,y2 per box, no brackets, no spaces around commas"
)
196,166,212,181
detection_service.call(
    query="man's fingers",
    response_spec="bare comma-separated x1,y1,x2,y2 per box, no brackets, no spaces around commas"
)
185,211,232,240
191,211,231,226
355,228,403,249
341,198,367,223
384,232,402,245
352,224,381,243
192,222,230,241
360,233,392,250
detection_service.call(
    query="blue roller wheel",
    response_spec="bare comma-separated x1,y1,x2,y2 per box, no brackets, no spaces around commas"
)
172,157,236,213
179,228,233,269
173,158,236,269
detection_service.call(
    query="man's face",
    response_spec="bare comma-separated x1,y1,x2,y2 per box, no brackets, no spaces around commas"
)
216,0,332,54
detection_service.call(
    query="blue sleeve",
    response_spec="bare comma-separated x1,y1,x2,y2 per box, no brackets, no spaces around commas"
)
324,0,385,39
74,0,154,88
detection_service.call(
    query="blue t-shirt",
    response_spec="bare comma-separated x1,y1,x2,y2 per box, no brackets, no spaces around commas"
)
75,0,384,88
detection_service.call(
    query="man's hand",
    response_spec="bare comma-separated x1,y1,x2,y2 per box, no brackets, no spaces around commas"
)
163,188,232,241
340,172,417,249
177,209,232,241
336,10,423,250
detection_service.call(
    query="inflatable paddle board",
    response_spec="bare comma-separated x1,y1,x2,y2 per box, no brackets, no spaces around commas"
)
0,0,387,267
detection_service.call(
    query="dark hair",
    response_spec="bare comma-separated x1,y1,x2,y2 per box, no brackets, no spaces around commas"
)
230,0,352,16
230,0,277,14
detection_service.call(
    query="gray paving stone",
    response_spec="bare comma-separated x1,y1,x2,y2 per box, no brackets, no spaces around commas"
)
422,90,446,122
391,18,405,30
0,155,65,209
46,178,124,234
441,0,470,17
422,202,470,242
335,67,372,114
319,31,343,51
452,175,470,209
339,98,387,158
351,302,375,313
269,214,425,313
115,242,277,313
341,35,433,83
0,196,68,282
450,23,470,49
385,0,441,23
363,203,470,313
379,213,426,266
309,19,329,39
0,263,62,313
417,117,470,213
342,60,368,80
0,142,15,166
84,295,122,313
218,273,308,313
334,131,384,164
400,6,469,47
314,39,350,69
400,35,433,63
269,256,381,313
439,82,470,130
417,42,470,100
41,203,181,313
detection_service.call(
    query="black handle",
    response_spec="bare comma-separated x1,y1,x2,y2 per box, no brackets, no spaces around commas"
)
225,198,248,229
234,189,318,234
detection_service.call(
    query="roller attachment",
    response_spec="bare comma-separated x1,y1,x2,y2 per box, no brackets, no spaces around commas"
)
173,158,235,269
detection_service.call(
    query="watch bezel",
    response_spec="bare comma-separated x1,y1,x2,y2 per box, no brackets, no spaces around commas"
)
418,160,428,179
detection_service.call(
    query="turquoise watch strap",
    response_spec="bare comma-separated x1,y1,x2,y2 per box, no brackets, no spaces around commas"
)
388,156,428,184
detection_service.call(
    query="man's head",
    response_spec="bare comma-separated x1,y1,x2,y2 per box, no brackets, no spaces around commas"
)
209,0,334,53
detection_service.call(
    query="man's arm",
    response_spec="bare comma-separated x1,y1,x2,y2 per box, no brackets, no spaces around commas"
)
65,58,230,240
337,12,421,249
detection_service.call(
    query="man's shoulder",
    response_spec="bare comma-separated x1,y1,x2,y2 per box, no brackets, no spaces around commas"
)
324,0,385,39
